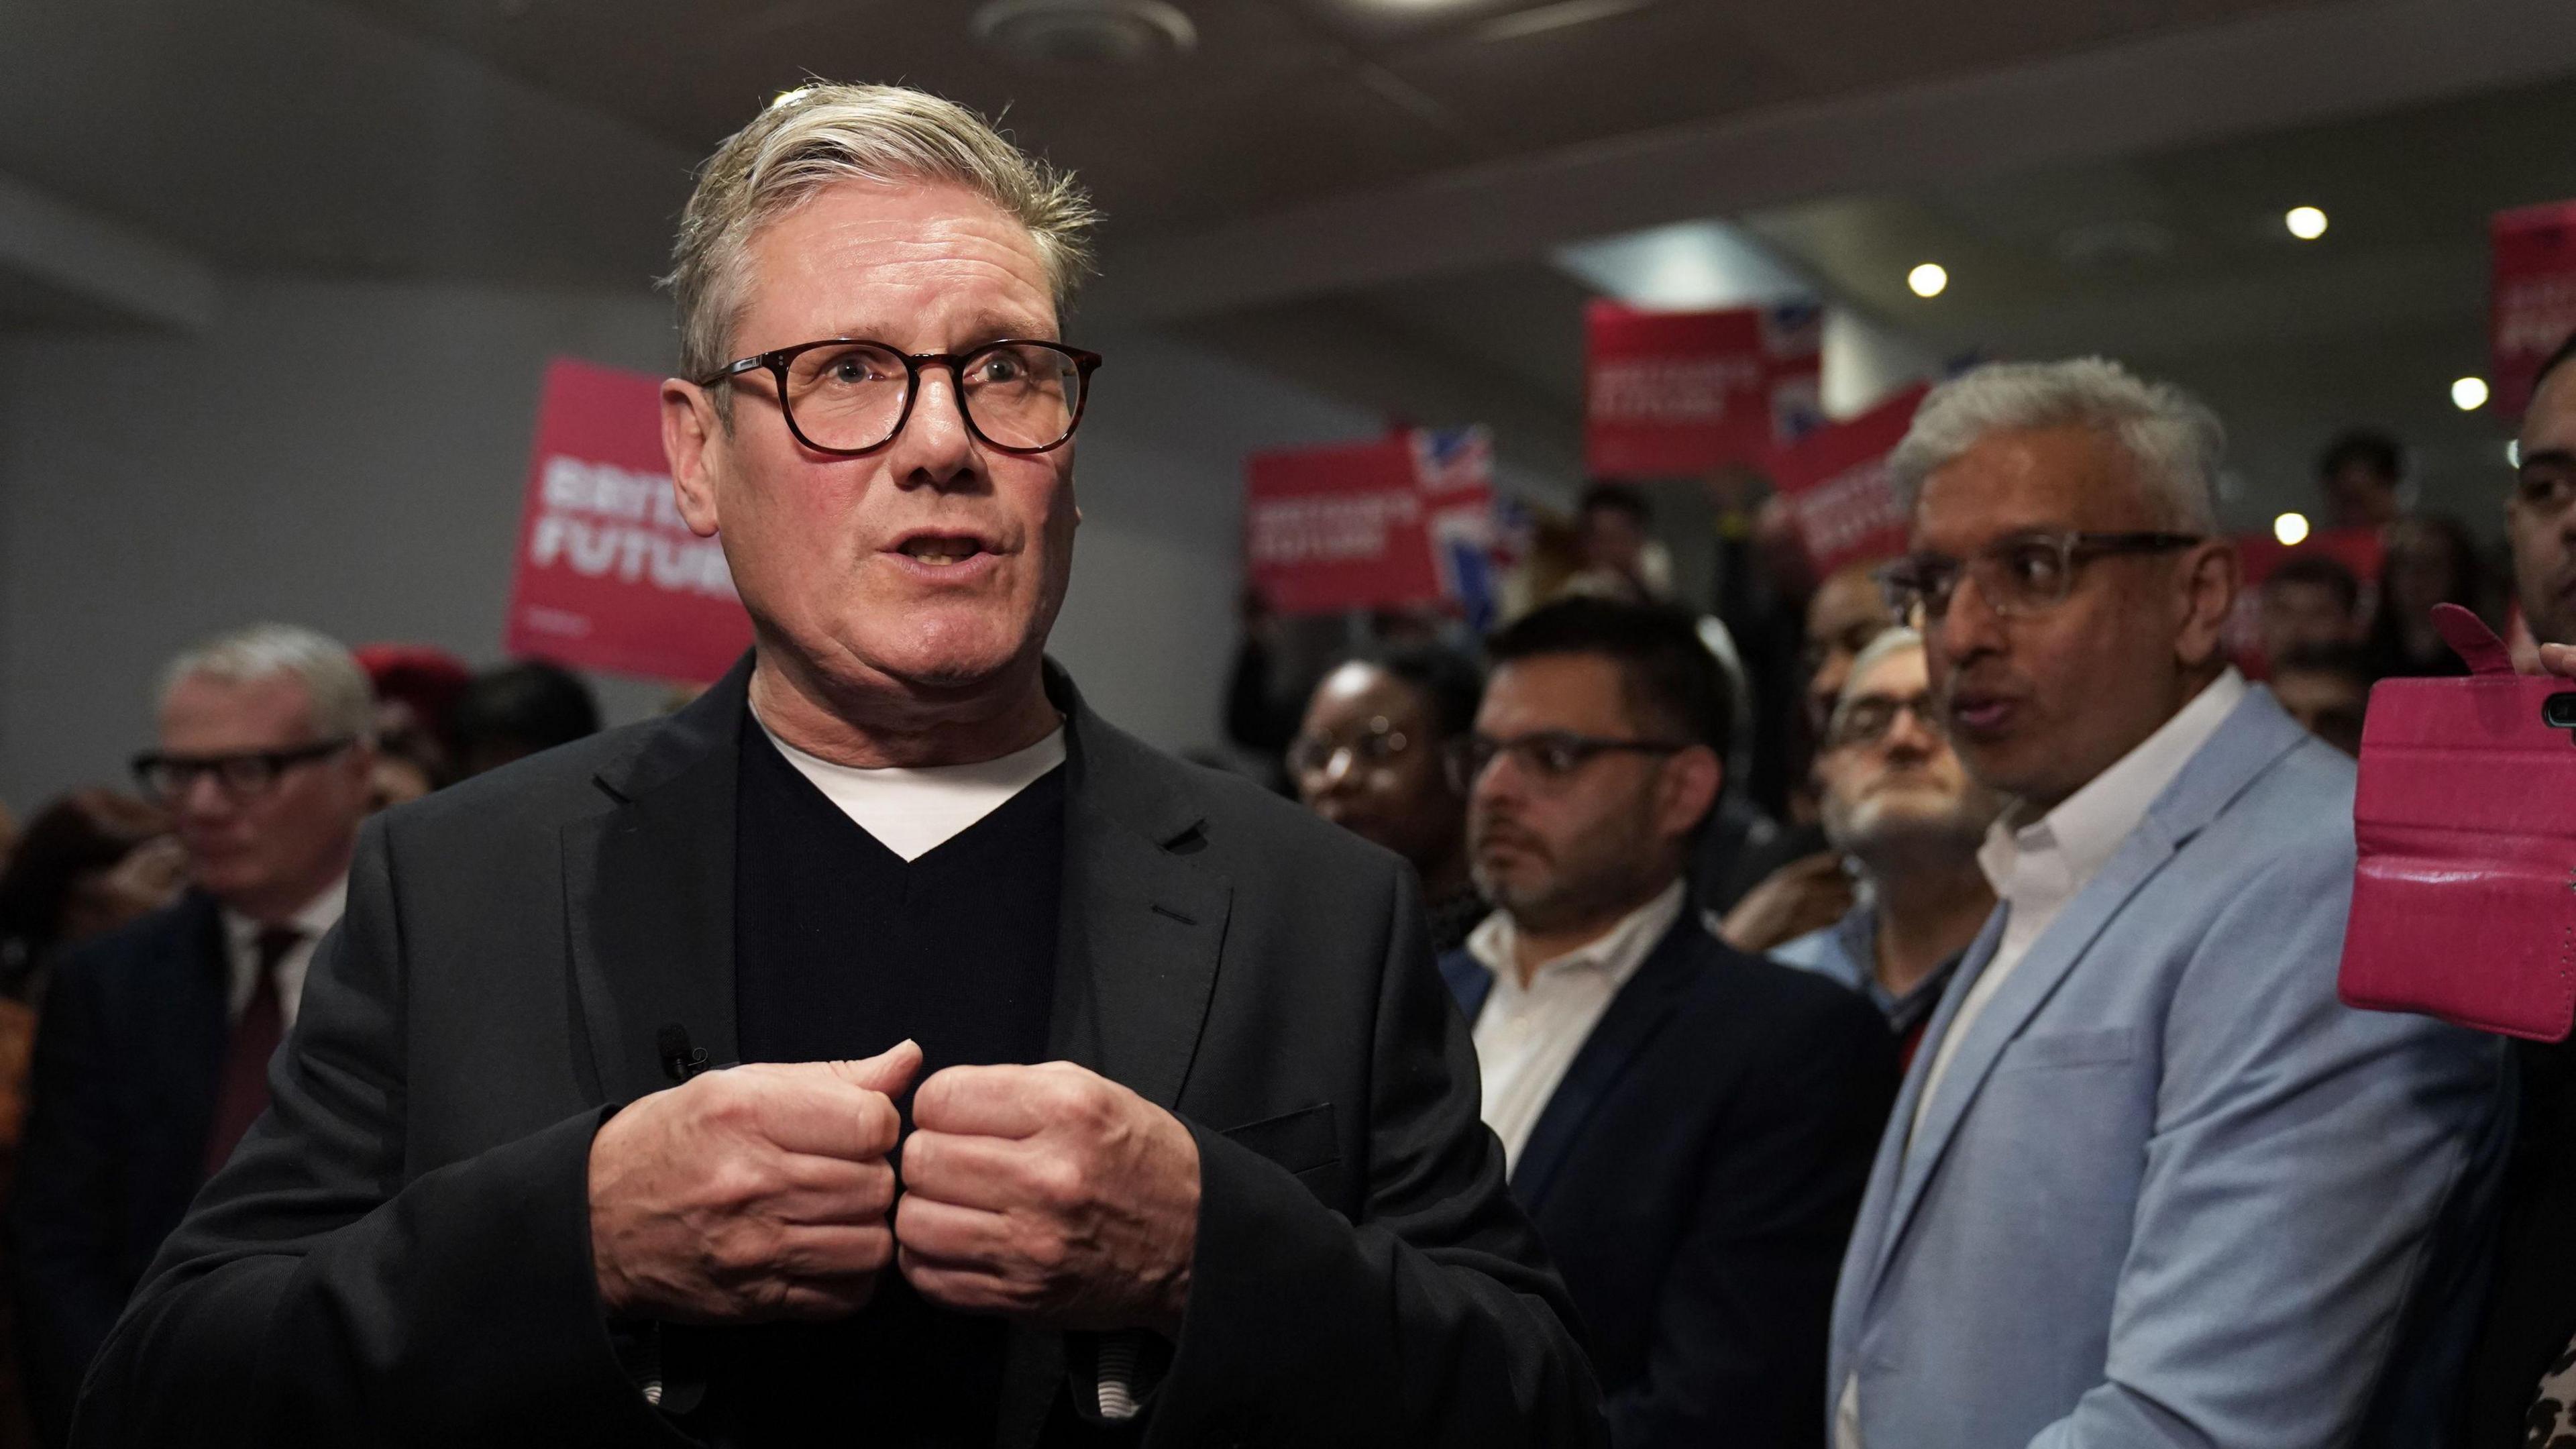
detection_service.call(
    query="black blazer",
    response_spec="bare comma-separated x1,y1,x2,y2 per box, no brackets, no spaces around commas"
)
1442,917,1897,1449
72,660,1602,1449
8,894,229,1446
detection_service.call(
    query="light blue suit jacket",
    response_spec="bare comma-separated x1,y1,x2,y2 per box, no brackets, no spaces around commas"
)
1827,686,2506,1449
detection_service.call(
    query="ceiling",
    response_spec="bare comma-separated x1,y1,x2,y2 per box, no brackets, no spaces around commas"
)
337,0,2354,243
5,0,2574,529
1,0,2345,292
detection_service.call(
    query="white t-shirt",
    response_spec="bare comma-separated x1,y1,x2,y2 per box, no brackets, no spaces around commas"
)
756,718,1067,861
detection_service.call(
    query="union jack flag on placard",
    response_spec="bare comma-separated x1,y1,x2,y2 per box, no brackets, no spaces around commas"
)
1411,425,1493,496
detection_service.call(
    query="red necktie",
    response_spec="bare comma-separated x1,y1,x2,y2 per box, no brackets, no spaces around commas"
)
205,926,297,1176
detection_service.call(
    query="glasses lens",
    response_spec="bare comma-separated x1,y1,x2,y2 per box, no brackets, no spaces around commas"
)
1830,700,1896,750
133,758,180,800
1880,563,1939,620
218,755,281,793
782,343,912,451
960,343,1083,449
1988,539,2073,614
1466,737,1500,778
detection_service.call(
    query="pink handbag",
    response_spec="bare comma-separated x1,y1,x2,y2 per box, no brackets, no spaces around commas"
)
2338,603,2576,1040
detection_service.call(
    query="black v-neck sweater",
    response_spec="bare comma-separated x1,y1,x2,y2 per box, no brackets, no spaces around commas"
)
704,718,1065,1445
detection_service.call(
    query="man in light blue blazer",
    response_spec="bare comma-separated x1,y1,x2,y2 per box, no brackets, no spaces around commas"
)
1828,358,2506,1449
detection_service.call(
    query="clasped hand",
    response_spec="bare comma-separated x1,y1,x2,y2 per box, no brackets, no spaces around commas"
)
587,1041,1199,1336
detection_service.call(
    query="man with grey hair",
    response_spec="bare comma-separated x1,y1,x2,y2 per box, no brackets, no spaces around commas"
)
1772,628,2000,1070
79,84,1600,1448
1826,359,2502,1449
12,623,376,1444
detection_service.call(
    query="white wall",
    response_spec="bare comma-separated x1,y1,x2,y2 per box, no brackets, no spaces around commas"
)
0,279,1381,810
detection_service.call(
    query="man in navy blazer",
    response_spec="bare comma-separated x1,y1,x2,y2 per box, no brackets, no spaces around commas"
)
1440,598,1897,1448
9,625,378,1446
1830,360,2505,1448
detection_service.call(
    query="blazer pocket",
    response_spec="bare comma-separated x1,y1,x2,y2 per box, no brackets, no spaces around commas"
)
1220,1102,1340,1178
1996,1026,2142,1072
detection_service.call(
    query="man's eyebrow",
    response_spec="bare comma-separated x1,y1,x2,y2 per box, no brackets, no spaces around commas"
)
2521,447,2576,470
957,312,1056,343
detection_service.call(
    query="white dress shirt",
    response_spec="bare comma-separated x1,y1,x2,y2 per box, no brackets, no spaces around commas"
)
1836,667,2248,1449
219,875,349,1030
1462,880,1689,1173
757,719,1067,862
1909,668,2247,1141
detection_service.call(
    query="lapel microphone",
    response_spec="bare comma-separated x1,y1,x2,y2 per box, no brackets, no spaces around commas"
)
657,1024,711,1084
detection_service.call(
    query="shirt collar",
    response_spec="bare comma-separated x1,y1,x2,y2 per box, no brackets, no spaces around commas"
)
1978,667,2249,902
1466,878,1690,991
221,873,351,948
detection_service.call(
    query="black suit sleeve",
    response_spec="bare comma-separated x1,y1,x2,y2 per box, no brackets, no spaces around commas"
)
9,947,137,1446
1145,865,1607,1448
70,821,680,1448
1607,983,1896,1449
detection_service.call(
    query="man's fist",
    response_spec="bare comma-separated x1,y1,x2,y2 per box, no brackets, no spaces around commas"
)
588,1039,921,1322
895,1061,1199,1336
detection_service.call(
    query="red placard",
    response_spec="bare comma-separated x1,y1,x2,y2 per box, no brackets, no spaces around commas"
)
2492,201,2576,419
502,358,753,683
1584,301,1823,478
1768,383,1929,578
1246,428,1494,616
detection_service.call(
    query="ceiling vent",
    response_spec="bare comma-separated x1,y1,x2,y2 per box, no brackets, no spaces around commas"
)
971,0,1198,69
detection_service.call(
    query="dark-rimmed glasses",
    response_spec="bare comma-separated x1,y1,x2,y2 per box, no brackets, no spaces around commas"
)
1291,718,1470,793
1824,692,1938,751
1876,530,2203,622
695,338,1102,455
1466,731,1691,786
132,739,355,801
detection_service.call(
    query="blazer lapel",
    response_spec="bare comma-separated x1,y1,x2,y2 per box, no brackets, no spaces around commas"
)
1835,905,2003,1345
1861,824,2179,1294
1042,668,1230,1108
1856,686,2314,1301
1000,666,1231,1449
1440,953,1493,1022
561,655,749,1104
1509,918,1704,1213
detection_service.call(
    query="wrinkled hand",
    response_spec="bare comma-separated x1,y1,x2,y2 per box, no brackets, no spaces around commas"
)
896,1062,1199,1337
1719,851,1857,953
588,1040,920,1322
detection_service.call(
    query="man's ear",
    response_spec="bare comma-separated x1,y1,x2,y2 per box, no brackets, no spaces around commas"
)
2173,538,2242,670
1658,745,1725,845
662,379,726,539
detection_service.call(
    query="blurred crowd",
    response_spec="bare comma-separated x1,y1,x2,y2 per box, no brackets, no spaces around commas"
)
0,312,2569,1449
0,355,2557,1447
0,644,601,1446
1208,351,2576,1447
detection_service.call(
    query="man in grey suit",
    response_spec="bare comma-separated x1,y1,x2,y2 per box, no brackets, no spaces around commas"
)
1828,358,2504,1449
74,83,1600,1447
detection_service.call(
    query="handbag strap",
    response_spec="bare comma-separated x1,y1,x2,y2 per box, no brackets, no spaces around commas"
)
2431,602,2517,677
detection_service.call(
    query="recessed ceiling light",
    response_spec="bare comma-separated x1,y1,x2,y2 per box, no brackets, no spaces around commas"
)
2274,512,2311,546
2453,376,2490,411
1907,263,1948,299
2284,205,2328,241
971,0,1196,69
